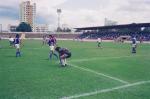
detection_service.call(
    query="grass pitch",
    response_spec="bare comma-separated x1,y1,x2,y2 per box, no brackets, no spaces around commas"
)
0,40,150,99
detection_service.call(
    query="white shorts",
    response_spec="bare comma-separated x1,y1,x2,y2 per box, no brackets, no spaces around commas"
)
15,44,20,49
50,46,55,51
132,44,136,48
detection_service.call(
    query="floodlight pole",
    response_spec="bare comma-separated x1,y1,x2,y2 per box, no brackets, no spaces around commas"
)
57,9,62,32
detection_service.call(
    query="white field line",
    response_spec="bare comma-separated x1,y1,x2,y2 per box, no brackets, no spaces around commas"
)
60,80,150,99
26,47,42,49
69,63,129,84
69,55,149,62
0,48,44,50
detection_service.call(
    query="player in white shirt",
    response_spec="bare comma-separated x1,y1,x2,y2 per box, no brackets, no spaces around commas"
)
97,37,102,48
131,36,137,53
9,36,14,47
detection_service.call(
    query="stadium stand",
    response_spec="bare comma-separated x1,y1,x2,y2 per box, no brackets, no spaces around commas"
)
0,33,80,39
78,31,150,41
76,23,150,41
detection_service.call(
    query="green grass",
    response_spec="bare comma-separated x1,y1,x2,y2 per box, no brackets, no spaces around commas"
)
0,40,150,99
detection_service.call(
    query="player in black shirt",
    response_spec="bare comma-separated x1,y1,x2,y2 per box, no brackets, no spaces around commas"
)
55,47,71,67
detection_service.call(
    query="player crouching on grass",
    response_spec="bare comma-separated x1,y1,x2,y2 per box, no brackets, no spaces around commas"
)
55,47,71,67
14,34,21,57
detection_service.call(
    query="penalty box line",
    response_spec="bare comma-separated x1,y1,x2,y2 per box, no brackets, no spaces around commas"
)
68,63,129,84
60,80,150,99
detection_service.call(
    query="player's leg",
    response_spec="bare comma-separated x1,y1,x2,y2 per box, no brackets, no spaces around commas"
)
52,46,58,59
132,47,135,53
64,53,71,66
64,58,67,66
60,57,65,66
50,50,58,59
49,46,58,60
42,40,43,45
53,51,58,59
59,55,62,65
59,54,66,67
9,41,12,47
49,50,53,59
18,49,21,57
49,46,53,59
15,44,21,57
98,42,100,47
62,59,66,66
132,47,134,53
42,40,45,45
134,47,136,53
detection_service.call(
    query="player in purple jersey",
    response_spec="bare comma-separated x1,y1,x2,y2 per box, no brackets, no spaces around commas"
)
48,35,58,60
14,34,21,57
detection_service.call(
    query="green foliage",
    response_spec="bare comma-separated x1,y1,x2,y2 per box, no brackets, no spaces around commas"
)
16,22,32,32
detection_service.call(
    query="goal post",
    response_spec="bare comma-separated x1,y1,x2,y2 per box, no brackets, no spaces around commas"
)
115,36,131,43
20,33,25,40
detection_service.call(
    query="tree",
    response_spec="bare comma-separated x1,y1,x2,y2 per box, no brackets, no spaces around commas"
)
62,28,71,32
56,27,62,32
16,22,32,32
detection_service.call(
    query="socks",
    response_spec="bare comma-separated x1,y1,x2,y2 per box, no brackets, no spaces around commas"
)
16,51,21,57
49,52,52,59
49,52,58,60
53,53,58,59
60,59,67,66
64,59,67,65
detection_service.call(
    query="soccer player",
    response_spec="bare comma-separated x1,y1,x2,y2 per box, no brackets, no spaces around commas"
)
55,47,71,67
97,37,102,48
139,36,143,43
53,35,57,44
14,34,21,57
131,36,137,53
48,35,58,60
9,36,14,47
42,35,47,45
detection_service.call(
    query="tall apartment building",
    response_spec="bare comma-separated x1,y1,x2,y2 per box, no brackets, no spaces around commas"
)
20,1,36,32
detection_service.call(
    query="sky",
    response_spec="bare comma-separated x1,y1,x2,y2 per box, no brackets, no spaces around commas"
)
0,0,150,30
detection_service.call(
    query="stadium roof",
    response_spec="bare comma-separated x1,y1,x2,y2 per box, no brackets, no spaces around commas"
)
75,23,150,30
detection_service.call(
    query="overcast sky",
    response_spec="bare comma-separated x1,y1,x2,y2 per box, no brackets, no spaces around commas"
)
0,0,150,30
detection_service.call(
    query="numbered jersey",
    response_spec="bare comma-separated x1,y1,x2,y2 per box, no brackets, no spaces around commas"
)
14,38,20,44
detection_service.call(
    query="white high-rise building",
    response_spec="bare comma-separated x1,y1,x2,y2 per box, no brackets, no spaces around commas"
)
35,24,49,33
19,1,36,32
